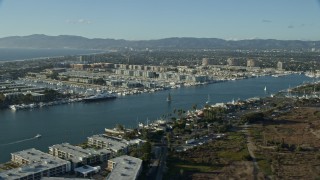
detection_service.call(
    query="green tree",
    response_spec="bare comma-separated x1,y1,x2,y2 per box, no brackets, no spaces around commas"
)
48,72,59,80
141,141,152,163
93,78,106,85
0,93,5,103
116,124,124,131
192,104,197,111
22,93,33,104
240,112,264,124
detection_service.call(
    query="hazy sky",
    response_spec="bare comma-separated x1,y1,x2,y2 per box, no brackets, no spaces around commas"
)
0,0,319,40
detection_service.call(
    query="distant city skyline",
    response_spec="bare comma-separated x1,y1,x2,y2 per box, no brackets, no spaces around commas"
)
0,0,320,40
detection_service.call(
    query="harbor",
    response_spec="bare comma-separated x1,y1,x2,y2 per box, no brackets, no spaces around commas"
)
0,74,317,163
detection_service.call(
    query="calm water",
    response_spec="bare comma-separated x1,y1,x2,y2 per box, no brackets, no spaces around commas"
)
0,74,316,162
0,48,103,61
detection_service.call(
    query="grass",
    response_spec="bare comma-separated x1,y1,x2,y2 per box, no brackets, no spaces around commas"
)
165,157,221,179
249,128,262,140
257,158,272,175
218,149,250,161
175,164,220,172
165,131,252,179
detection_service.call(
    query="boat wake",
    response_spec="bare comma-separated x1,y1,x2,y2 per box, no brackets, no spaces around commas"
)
0,136,39,146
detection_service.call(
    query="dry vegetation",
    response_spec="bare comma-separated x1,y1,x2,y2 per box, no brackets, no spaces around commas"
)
250,107,320,179
165,131,268,180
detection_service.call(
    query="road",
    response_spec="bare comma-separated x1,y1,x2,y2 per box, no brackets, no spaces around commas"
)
155,146,168,180
242,124,260,180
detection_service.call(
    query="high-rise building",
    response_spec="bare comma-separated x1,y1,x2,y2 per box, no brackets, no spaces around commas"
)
277,61,283,70
202,58,209,66
227,58,237,66
247,59,255,68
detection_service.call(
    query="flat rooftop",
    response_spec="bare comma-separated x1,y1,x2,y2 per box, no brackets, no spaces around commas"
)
11,148,67,165
0,158,70,180
107,155,142,180
49,143,111,163
88,135,128,152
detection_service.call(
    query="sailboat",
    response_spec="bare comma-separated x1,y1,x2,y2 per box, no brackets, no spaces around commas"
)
206,94,210,104
166,93,172,102
264,86,267,92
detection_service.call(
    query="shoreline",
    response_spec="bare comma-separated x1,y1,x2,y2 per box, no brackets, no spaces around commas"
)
1,73,316,162
0,48,107,63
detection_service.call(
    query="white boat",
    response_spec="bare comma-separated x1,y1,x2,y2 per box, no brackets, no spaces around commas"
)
264,86,267,92
166,93,172,102
206,94,210,104
9,105,17,111
231,98,235,105
83,92,117,102
35,134,41,138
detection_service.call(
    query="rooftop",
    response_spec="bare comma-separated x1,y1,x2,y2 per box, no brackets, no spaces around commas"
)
107,155,142,180
11,148,68,165
88,134,129,152
49,143,111,163
1,149,70,180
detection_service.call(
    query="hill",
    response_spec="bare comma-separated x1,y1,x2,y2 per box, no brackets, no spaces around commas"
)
0,34,319,50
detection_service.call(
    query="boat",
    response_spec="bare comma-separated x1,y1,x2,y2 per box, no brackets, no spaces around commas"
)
206,94,210,104
9,105,17,111
264,86,267,92
83,92,117,102
35,134,41,138
166,93,172,102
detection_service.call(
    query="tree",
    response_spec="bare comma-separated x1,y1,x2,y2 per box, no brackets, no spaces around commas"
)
116,124,124,131
240,112,264,124
192,104,197,111
22,93,33,104
0,93,5,103
44,89,61,101
93,78,106,85
0,93,6,108
48,72,59,80
141,141,152,163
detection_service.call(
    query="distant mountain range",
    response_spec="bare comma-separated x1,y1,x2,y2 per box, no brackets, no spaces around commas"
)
0,34,319,50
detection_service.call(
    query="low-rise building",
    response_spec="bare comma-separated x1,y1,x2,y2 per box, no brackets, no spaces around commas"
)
87,135,129,154
0,148,71,180
49,143,111,169
107,80,123,87
122,82,143,89
106,155,142,180
22,92,45,102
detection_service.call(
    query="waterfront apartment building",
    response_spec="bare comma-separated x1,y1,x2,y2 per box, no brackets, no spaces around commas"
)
0,161,71,180
87,135,145,155
11,148,69,166
87,134,129,154
49,143,111,169
106,155,142,180
0,148,71,180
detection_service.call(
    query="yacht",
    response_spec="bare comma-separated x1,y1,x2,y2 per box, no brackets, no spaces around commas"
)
83,92,117,102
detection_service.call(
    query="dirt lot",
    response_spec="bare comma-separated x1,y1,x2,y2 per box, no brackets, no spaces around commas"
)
250,107,320,179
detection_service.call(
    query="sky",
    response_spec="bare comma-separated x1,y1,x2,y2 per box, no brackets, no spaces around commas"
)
0,0,320,40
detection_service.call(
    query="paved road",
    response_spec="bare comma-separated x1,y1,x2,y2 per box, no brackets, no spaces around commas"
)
155,146,168,180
